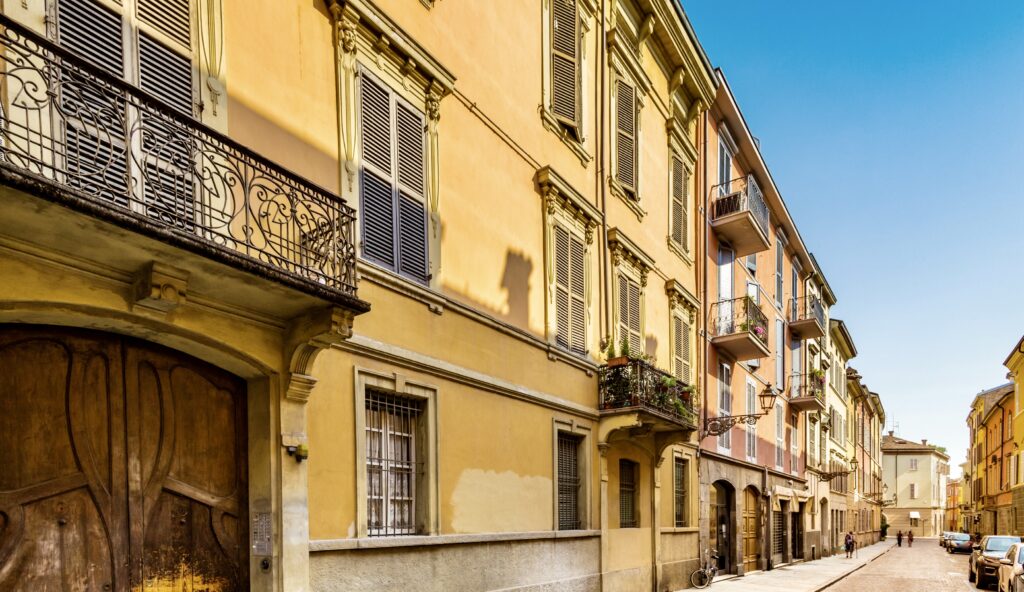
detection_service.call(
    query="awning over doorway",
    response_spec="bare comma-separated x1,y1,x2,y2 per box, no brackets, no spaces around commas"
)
909,511,921,519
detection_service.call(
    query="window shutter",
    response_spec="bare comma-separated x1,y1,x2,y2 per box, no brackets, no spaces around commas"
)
670,155,686,247
568,234,586,354
554,225,571,350
551,0,579,133
615,80,636,193
557,433,581,530
58,0,123,76
137,0,191,48
396,104,428,282
627,278,641,355
139,34,193,115
359,75,396,267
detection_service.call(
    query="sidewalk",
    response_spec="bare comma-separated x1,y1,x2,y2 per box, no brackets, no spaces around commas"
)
685,541,894,592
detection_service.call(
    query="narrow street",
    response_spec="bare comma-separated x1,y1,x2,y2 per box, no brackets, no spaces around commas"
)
824,539,974,592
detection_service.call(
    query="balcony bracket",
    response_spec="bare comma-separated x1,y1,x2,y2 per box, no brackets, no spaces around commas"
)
702,413,762,439
284,306,356,403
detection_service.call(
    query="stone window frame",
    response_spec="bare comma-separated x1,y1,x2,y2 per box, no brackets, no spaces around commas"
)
666,119,697,264
329,0,455,291
607,228,654,355
540,0,596,165
552,418,593,530
538,167,600,360
607,25,653,221
666,279,698,383
672,448,697,528
353,367,439,538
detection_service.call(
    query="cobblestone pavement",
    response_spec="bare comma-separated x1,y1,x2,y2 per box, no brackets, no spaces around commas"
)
824,538,975,592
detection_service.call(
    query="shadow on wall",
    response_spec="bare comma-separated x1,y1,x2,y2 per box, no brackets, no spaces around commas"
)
645,334,658,359
501,250,532,330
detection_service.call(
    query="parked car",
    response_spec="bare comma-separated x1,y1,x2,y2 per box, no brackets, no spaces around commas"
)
998,543,1024,592
941,531,952,547
948,533,974,554
971,535,1022,589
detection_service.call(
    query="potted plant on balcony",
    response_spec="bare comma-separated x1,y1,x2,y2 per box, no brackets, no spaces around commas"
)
811,369,826,385
605,339,627,368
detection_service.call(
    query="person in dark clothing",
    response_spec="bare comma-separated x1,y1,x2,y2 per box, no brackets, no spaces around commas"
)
897,530,903,547
908,530,914,547
845,531,855,558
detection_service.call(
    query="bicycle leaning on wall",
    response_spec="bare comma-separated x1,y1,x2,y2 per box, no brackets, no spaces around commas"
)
690,548,720,589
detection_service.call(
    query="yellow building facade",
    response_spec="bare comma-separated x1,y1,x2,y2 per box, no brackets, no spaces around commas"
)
0,0,882,590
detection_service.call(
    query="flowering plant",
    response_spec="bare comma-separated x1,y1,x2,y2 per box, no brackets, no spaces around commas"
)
752,325,766,338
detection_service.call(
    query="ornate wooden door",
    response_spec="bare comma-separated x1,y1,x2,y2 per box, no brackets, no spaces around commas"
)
742,488,759,572
0,326,248,591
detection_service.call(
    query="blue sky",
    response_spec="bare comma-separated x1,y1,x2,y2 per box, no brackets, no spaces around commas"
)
682,1,1024,472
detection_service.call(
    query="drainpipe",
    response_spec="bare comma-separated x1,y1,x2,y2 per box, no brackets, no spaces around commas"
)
596,2,609,589
695,105,710,566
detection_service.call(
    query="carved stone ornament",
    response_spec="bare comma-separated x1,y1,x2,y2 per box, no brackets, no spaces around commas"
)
341,18,357,54
285,306,356,403
132,262,189,314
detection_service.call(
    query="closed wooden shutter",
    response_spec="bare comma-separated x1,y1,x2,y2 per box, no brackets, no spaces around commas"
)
551,0,579,136
359,74,396,267
57,0,123,75
618,274,641,355
396,104,429,283
670,155,686,247
139,34,193,115
673,315,690,383
555,226,586,354
137,0,191,48
615,80,636,193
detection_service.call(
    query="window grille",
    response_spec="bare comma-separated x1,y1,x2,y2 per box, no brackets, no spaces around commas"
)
557,433,582,530
619,459,638,528
366,389,423,536
674,457,688,527
772,511,784,554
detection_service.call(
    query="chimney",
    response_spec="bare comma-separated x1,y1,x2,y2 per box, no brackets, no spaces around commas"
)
922,439,928,445
888,431,894,437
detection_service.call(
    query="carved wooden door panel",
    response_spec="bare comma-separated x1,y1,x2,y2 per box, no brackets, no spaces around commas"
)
0,326,248,592
742,488,759,573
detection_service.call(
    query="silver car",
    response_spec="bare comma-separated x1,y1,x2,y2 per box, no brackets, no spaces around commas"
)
972,536,1022,589
998,543,1024,592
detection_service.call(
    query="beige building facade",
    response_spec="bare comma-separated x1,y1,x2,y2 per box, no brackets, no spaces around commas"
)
882,434,949,536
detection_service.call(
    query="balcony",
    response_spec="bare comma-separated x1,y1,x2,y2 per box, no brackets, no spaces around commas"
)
710,296,770,361
0,15,366,312
788,372,826,413
789,295,825,339
709,174,770,257
598,357,697,433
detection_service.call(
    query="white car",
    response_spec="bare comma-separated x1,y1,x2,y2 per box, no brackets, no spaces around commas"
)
998,543,1024,592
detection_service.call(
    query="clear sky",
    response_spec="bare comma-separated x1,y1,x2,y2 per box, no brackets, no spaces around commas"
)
682,0,1024,474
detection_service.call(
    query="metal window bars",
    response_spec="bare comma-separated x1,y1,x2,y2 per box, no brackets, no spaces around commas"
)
619,459,637,528
557,433,582,530
366,389,423,537
0,15,359,300
709,174,770,239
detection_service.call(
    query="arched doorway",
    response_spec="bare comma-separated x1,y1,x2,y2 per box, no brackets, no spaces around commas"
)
742,486,760,573
710,480,735,573
0,325,250,591
820,498,830,557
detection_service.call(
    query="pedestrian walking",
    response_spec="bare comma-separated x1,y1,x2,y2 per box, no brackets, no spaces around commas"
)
907,530,914,547
844,531,855,558
896,530,903,547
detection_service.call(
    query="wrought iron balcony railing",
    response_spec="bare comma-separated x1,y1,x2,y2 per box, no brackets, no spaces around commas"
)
710,174,770,239
598,357,697,428
0,15,361,304
790,372,826,402
709,296,770,347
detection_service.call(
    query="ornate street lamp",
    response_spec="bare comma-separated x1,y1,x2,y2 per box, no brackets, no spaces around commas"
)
819,456,859,482
702,383,780,438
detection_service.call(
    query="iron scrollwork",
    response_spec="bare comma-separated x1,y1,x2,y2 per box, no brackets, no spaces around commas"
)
702,413,761,438
0,15,359,299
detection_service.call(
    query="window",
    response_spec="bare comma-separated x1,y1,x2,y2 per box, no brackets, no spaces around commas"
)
775,402,785,468
674,457,689,527
747,283,760,369
790,414,798,474
557,433,582,530
619,459,638,528
366,389,423,536
615,80,637,196
910,517,919,527
718,363,732,450
909,483,917,499
550,0,581,139
745,379,757,461
672,313,691,383
790,267,799,319
618,273,642,355
669,154,688,250
746,254,757,275
57,0,196,215
359,71,430,284
909,458,919,471
775,238,784,307
718,138,732,193
554,225,587,354
775,318,784,380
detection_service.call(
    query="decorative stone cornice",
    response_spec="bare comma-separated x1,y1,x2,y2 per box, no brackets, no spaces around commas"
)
536,166,602,243
132,262,189,314
607,227,655,285
665,279,699,323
